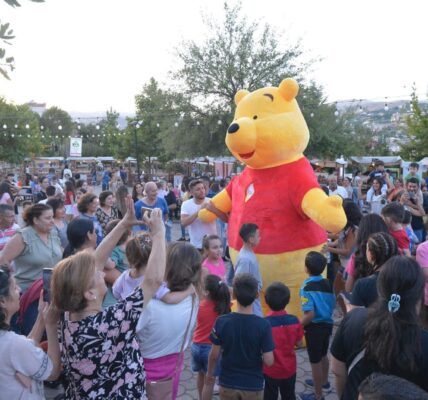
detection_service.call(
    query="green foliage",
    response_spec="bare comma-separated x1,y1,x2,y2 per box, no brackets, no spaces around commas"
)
39,107,73,156
399,89,428,160
1,0,44,79
0,97,43,162
174,2,309,108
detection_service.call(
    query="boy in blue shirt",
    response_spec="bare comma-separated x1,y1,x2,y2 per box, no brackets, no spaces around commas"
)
299,251,335,400
234,223,263,316
205,273,275,400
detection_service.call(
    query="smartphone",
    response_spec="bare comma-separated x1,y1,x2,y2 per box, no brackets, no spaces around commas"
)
42,268,53,303
141,206,153,216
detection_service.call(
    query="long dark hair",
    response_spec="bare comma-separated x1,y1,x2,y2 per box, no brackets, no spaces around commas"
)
63,218,94,258
366,232,399,274
0,266,11,330
364,256,424,373
343,199,362,230
0,182,12,198
204,274,231,316
354,214,388,279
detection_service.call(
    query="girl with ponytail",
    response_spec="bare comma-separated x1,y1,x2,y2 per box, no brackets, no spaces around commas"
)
331,256,428,399
191,274,231,399
350,232,398,308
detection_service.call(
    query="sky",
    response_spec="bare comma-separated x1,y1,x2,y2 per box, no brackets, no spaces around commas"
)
1,0,428,114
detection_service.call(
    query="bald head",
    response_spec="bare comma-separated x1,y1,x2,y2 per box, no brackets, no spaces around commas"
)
144,182,158,201
328,175,338,190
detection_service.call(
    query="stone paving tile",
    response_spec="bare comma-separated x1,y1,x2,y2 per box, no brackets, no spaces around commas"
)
45,219,340,399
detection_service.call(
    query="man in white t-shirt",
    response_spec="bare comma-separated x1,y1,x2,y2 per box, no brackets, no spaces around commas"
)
180,179,217,249
328,175,348,199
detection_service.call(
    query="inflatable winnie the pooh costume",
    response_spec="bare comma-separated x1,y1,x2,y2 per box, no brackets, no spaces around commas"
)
199,78,346,316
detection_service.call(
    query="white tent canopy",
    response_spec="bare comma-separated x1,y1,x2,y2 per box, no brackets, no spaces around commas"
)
349,156,403,166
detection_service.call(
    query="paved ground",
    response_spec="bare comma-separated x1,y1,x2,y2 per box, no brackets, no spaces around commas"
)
45,191,339,399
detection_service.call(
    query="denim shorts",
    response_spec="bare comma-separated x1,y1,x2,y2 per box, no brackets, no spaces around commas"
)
191,343,221,375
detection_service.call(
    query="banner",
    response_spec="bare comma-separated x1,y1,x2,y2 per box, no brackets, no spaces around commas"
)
70,137,82,157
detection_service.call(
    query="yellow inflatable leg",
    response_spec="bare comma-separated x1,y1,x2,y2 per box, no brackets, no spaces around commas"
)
229,245,324,318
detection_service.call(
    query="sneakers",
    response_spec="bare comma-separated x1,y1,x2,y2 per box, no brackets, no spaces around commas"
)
304,379,331,391
298,393,325,400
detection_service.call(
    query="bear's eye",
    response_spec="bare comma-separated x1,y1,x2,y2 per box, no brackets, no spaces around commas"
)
253,115,258,120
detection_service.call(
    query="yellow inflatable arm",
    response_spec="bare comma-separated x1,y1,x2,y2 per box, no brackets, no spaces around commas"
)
199,189,232,223
301,188,347,234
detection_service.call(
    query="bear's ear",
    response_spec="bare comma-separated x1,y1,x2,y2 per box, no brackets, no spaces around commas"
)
234,89,250,105
278,78,299,101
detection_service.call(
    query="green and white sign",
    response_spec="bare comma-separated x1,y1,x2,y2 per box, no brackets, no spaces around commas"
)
70,137,82,157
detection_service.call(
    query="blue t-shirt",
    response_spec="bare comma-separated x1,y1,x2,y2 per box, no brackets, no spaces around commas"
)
134,197,169,230
210,312,275,391
102,171,110,183
299,275,335,324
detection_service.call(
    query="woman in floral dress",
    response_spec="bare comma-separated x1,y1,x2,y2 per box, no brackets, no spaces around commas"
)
52,199,165,399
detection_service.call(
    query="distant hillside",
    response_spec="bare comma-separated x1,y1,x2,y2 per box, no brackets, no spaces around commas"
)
68,111,134,129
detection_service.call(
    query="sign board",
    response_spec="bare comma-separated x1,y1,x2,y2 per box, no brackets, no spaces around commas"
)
70,137,82,157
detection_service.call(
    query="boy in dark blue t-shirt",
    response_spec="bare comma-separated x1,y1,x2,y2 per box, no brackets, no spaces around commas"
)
299,251,335,400
205,273,275,399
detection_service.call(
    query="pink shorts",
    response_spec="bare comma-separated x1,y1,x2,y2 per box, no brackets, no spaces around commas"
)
143,353,184,400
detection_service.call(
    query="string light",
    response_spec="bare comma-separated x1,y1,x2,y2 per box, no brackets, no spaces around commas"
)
2,124,6,129
25,124,30,129
58,125,62,130
217,120,222,125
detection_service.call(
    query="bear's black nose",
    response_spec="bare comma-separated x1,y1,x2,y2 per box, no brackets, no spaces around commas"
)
228,123,239,134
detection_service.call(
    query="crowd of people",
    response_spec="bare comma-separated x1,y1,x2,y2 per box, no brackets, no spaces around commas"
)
0,162,428,400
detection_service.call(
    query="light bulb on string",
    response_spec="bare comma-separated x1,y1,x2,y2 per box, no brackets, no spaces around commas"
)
334,102,339,116
384,103,389,111
156,123,160,128
27,135,30,138
174,122,179,127
217,120,222,125
2,124,6,129
14,124,18,129
310,113,314,118
11,134,14,138
196,121,200,126
58,125,62,130
40,125,44,130
25,124,30,129
55,135,59,138
77,125,81,130
96,125,100,130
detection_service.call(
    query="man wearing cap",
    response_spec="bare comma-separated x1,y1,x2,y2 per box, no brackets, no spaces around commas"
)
181,179,218,250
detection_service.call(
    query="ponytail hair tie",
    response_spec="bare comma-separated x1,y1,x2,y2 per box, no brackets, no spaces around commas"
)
388,293,401,313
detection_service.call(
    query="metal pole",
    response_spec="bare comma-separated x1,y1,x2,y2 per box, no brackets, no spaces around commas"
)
134,125,141,183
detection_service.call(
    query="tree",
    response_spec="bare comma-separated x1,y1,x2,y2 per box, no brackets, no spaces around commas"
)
40,107,73,156
0,97,43,162
174,2,309,107
169,2,349,158
1,0,44,79
399,88,428,160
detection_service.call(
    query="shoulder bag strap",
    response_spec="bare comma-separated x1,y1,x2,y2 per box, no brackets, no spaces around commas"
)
172,293,196,375
348,348,365,375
